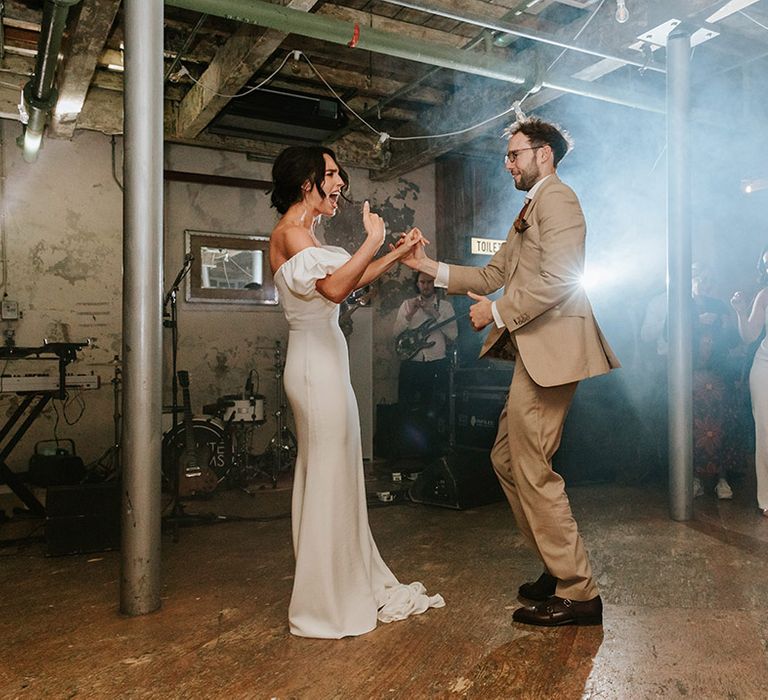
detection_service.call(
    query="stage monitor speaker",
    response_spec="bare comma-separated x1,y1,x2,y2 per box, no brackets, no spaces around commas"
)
408,447,504,510
45,481,121,556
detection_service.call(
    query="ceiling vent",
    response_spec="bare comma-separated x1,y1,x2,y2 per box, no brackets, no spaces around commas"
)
208,87,349,144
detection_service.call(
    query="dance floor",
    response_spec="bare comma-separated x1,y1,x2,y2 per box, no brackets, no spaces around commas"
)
2,465,768,699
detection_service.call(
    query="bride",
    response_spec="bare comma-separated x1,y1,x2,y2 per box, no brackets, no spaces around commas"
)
268,145,444,639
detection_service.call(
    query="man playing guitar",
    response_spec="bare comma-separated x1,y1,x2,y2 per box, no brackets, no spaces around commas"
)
393,271,458,412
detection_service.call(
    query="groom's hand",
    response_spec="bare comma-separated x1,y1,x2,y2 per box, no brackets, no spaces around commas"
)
467,292,493,331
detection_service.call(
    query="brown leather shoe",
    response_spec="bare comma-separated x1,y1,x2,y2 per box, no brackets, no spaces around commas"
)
518,572,557,602
512,595,603,627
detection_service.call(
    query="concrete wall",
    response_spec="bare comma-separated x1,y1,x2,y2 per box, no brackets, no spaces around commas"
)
0,121,435,473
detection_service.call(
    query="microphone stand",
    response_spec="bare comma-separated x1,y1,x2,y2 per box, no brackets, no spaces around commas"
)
163,254,194,542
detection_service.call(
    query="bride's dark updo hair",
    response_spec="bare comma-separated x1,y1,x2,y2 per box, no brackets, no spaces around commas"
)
270,146,350,214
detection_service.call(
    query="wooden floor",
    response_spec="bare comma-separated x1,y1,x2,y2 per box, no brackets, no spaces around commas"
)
2,467,768,699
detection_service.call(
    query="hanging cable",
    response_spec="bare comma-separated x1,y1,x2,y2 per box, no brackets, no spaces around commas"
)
545,0,606,74
180,52,294,99
111,135,124,192
496,0,605,125
300,53,517,142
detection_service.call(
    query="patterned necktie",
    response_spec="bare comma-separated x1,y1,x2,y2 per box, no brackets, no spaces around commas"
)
513,199,531,234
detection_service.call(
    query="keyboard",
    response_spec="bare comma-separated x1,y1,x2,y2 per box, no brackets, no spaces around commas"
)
0,373,100,393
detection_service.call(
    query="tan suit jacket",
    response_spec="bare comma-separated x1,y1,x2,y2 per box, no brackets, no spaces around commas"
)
447,174,620,387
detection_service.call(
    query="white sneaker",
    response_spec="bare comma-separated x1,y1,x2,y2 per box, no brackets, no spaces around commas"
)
715,478,733,500
693,477,704,498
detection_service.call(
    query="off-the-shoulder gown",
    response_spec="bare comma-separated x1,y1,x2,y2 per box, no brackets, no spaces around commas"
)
274,245,444,639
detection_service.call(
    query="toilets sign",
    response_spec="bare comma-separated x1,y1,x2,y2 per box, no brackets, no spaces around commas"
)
471,237,504,256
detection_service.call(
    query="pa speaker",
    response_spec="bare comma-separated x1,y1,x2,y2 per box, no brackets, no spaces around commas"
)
408,447,504,510
45,481,121,556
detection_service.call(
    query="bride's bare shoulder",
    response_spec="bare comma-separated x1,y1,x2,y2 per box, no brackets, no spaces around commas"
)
270,223,315,272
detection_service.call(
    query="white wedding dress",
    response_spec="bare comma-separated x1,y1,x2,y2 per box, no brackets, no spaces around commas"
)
275,245,444,639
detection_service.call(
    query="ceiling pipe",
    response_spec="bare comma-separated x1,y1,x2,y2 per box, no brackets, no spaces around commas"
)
166,0,665,114
377,0,664,74
168,0,527,84
164,12,208,82
20,0,81,163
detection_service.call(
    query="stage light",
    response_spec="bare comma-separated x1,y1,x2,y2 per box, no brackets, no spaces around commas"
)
742,178,768,194
615,0,629,23
581,263,624,293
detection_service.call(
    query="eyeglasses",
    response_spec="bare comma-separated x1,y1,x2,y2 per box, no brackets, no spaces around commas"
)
504,145,543,165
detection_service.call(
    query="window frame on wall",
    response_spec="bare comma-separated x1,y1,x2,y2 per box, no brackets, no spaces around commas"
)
184,229,278,305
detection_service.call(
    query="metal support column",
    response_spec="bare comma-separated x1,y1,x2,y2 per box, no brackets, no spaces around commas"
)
667,28,693,522
120,0,164,615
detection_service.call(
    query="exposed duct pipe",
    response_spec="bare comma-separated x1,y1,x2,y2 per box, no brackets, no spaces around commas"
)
166,0,665,114
20,0,81,163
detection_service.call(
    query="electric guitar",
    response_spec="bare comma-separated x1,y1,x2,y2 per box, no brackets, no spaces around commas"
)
177,370,218,497
339,286,374,338
395,313,463,361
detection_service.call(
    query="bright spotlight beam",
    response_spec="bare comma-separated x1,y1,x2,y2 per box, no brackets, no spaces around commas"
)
742,178,768,194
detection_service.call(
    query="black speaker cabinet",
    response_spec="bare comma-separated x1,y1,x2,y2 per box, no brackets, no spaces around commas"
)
374,403,441,459
454,385,508,450
408,447,504,510
45,482,121,556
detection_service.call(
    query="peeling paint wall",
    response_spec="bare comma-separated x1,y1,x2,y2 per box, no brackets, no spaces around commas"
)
0,123,435,474
0,123,123,472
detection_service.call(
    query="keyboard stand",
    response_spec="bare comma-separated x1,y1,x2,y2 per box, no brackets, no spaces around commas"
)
0,341,90,518
0,393,51,517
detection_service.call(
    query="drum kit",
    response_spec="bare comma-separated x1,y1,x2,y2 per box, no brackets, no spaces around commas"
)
161,340,297,494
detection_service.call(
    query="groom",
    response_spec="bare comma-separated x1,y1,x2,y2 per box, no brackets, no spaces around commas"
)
404,118,619,626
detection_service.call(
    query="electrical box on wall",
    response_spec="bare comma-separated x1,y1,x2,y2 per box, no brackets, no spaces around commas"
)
1,300,19,320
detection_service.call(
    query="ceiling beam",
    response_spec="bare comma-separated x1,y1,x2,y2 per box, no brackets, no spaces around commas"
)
52,84,386,171
49,0,122,138
175,0,320,140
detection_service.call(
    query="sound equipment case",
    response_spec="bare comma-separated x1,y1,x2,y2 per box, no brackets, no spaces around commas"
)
45,481,121,556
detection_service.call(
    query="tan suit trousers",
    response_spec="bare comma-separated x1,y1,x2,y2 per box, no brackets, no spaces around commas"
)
491,356,598,601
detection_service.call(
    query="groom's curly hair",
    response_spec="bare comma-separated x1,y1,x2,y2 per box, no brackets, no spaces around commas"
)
503,118,573,167
270,146,350,214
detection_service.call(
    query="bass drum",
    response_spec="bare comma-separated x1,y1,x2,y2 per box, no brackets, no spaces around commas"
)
161,416,233,489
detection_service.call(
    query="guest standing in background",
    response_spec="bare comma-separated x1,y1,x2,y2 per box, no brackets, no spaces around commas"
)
731,246,768,517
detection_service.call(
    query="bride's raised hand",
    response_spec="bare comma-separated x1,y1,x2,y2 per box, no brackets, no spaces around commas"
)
362,201,386,247
390,227,430,257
